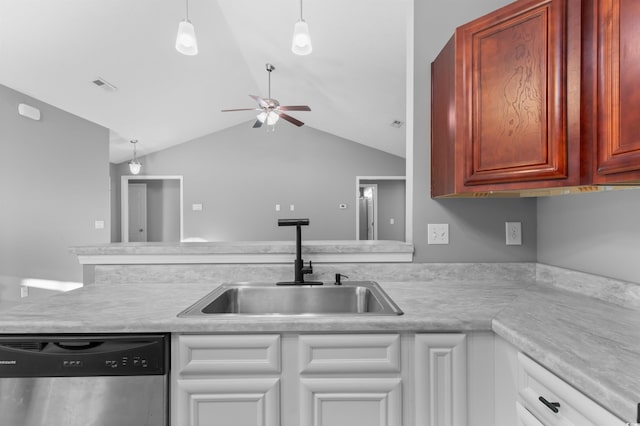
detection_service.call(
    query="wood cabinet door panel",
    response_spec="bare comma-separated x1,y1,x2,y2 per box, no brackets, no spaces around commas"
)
459,0,569,185
596,0,640,180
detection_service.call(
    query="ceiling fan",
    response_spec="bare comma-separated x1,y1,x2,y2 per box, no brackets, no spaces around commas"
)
222,63,311,128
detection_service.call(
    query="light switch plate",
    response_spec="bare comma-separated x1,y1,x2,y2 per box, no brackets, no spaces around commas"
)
428,223,449,244
192,203,203,211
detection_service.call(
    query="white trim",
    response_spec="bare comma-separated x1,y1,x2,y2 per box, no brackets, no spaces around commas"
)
405,0,414,244
76,252,413,265
121,175,184,242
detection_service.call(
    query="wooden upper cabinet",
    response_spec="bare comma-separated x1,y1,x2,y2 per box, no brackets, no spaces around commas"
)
432,0,583,197
591,0,640,183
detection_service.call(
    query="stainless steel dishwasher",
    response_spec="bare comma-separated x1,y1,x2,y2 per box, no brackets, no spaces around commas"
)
0,333,169,426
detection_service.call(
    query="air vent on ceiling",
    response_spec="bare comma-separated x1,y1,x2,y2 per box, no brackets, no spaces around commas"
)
92,77,118,92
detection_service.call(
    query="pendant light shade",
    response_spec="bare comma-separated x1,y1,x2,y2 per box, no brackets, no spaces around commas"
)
292,0,312,55
176,0,198,56
128,140,142,175
176,19,198,55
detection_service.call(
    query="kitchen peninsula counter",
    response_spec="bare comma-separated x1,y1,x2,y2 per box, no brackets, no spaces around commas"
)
70,240,415,264
0,280,638,421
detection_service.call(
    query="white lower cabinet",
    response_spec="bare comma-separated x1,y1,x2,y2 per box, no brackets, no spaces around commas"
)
172,332,469,426
414,334,468,426
516,352,625,426
494,335,625,426
171,334,282,426
297,334,403,426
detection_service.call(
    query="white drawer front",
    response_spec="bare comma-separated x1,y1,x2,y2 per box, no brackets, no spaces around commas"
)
517,352,625,426
177,334,281,375
298,334,401,374
516,402,545,426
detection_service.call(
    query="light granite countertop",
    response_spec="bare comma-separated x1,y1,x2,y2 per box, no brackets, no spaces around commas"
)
69,240,414,256
0,280,637,421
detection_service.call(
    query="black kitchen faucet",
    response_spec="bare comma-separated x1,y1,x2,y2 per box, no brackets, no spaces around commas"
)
276,218,323,285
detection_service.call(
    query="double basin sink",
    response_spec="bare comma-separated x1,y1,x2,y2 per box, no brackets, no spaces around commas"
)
178,281,403,317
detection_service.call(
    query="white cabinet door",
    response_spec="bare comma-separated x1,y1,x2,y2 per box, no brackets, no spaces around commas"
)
299,377,402,426
414,333,467,426
174,378,280,426
172,334,282,426
297,334,403,426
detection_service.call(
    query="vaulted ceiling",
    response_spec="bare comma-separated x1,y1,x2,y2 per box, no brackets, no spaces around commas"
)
0,0,409,163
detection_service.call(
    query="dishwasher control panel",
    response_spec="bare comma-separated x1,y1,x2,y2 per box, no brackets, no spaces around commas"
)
0,334,168,377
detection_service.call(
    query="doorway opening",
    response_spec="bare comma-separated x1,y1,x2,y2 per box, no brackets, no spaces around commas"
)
121,176,184,243
356,176,406,241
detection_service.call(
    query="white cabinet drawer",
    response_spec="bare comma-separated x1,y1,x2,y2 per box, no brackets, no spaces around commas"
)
176,334,280,375
298,334,400,374
517,352,625,426
516,402,545,426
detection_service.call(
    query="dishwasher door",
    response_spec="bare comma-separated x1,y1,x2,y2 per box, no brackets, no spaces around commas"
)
0,334,168,426
0,375,167,426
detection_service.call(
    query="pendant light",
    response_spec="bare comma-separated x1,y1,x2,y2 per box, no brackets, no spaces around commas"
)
128,140,142,175
175,0,198,56
291,0,312,55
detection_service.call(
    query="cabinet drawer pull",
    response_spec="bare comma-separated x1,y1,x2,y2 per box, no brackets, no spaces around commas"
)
538,396,561,413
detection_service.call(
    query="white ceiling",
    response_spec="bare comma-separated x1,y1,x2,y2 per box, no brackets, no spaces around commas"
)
0,0,409,163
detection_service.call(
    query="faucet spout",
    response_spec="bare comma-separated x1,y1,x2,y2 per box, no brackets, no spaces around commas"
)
276,218,322,286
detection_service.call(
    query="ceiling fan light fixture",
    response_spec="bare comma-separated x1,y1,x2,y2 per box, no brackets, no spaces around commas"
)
176,19,198,56
257,111,280,126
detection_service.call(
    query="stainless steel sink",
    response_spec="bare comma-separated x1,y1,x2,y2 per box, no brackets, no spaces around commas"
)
177,281,403,316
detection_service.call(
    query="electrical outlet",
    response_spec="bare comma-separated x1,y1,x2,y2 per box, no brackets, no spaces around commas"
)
20,286,29,298
192,203,203,211
506,222,522,245
428,223,449,244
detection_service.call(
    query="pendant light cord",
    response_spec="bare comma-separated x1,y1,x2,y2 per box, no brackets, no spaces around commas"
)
300,0,303,20
186,0,189,20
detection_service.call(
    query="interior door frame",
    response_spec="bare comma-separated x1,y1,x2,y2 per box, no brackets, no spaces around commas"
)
121,175,184,243
355,176,406,241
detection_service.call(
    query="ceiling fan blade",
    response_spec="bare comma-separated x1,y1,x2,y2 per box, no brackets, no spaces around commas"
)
221,108,260,112
252,119,263,128
249,95,268,108
275,111,304,127
278,105,311,111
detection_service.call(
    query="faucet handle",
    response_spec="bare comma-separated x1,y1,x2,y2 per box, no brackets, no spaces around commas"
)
301,260,313,275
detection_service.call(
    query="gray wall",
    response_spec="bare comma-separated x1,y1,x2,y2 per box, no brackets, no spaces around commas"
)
538,190,640,284
412,0,538,263
145,180,181,242
0,84,110,305
111,121,405,241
